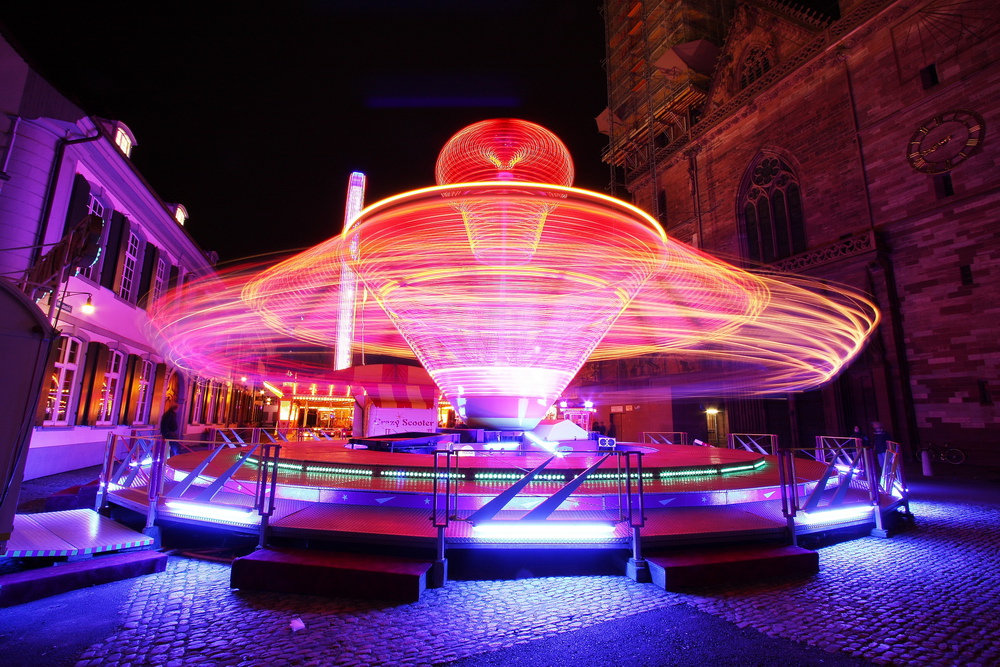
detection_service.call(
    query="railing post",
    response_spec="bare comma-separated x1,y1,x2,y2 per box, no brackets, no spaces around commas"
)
254,443,281,550
429,450,451,588
777,449,798,546
142,436,167,546
95,433,117,513
890,443,912,518
865,445,888,538
626,450,650,583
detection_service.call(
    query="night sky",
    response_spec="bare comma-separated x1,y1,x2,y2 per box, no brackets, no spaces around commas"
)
0,1,609,262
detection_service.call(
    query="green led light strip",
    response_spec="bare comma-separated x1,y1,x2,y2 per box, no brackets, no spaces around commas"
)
658,459,767,478
585,472,655,481
382,470,466,480
307,466,374,476
473,472,570,482
247,456,374,477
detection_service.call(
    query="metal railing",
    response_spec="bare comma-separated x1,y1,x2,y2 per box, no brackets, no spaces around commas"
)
431,449,458,581
428,447,646,553
98,431,284,547
777,436,909,544
253,443,282,548
201,426,346,446
641,431,688,445
97,431,159,503
728,433,778,455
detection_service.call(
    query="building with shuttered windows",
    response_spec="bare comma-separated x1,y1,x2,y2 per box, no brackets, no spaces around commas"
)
0,32,221,478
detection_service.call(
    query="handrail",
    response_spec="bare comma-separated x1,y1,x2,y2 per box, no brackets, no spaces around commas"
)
641,431,688,445
98,429,267,529
728,433,777,455
200,426,346,446
144,436,167,533
778,435,910,543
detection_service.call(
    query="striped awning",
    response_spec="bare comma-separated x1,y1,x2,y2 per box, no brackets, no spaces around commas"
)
328,364,439,410
363,383,437,410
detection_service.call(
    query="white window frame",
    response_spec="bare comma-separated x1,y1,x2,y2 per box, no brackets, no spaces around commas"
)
152,257,167,304
96,350,124,426
119,231,141,301
132,359,155,425
44,336,83,426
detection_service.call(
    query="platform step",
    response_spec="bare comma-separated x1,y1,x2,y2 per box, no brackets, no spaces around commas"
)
646,544,818,591
43,481,100,512
0,550,167,607
231,547,432,602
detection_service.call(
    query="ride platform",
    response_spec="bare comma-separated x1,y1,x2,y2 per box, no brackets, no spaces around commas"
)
104,439,897,552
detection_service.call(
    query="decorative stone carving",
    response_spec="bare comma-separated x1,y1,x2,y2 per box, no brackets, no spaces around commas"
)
772,231,876,272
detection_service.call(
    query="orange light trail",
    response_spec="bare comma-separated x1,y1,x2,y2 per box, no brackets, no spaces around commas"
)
146,119,879,429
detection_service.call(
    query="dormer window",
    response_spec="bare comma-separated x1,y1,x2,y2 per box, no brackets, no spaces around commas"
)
170,204,189,226
112,121,137,158
115,129,132,156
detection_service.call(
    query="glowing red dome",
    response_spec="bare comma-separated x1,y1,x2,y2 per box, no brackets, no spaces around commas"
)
435,118,574,186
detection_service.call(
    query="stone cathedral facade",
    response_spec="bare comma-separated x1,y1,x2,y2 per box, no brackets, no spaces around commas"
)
579,0,999,465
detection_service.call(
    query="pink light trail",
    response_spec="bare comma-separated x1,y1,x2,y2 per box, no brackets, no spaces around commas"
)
146,119,879,428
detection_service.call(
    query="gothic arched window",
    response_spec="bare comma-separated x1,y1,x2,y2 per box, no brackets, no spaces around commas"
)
739,155,806,263
739,46,771,89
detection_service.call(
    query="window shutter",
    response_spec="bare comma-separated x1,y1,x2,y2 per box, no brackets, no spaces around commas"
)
101,212,128,290
118,353,142,425
63,174,92,238
168,265,180,292
137,243,159,309
76,342,108,425
148,363,168,425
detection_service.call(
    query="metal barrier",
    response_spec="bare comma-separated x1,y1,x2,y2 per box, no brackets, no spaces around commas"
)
728,433,777,455
97,431,158,504
777,436,910,544
811,435,859,465
428,447,648,580
98,430,285,542
641,431,688,445
879,440,910,515
201,426,345,446
431,450,458,586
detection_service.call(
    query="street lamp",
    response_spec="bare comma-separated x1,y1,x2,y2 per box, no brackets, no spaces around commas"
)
51,291,96,327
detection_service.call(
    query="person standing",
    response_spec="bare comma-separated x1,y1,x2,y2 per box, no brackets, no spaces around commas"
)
871,421,890,472
161,403,180,456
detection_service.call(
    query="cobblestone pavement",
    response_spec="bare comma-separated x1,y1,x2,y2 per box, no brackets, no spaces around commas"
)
5,473,1000,666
